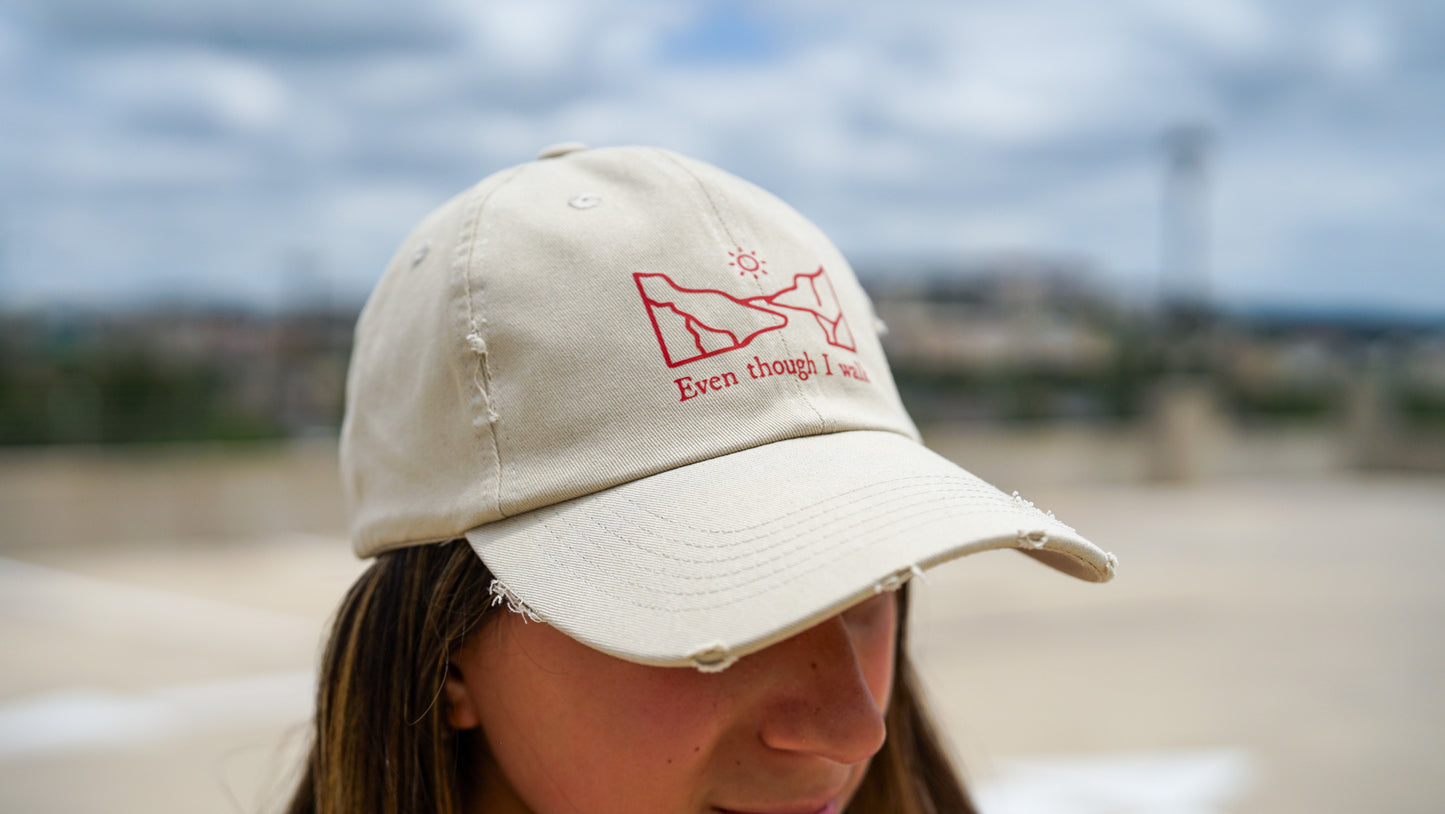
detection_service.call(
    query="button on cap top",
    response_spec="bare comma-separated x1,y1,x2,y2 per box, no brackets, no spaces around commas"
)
536,142,589,159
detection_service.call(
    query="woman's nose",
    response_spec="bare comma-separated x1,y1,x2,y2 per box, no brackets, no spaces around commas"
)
755,613,890,766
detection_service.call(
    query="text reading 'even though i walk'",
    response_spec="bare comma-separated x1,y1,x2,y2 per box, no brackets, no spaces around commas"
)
673,351,871,402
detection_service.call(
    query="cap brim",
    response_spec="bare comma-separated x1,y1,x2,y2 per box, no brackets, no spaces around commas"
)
466,430,1115,670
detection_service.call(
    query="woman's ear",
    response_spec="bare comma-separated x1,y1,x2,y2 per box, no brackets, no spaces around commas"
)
444,660,482,730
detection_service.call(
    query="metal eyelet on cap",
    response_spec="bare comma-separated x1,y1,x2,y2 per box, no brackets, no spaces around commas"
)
569,194,601,209
536,142,588,159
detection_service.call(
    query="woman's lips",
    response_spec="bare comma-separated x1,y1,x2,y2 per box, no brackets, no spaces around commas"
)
715,801,838,814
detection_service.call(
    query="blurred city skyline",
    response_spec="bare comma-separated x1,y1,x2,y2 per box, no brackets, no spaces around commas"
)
1,0,1442,316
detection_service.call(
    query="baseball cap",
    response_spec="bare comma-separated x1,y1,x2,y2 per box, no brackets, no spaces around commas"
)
340,143,1116,672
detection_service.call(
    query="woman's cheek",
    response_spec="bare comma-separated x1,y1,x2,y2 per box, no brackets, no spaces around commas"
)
570,660,735,776
473,617,735,814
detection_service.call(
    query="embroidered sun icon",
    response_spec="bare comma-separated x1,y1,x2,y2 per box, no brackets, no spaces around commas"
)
728,248,767,280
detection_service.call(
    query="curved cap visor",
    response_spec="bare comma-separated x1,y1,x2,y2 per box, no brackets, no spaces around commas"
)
467,430,1115,671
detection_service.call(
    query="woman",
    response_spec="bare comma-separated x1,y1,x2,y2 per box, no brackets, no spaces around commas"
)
286,143,1116,814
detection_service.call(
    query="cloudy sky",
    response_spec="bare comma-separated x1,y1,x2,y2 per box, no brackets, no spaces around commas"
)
1,0,1441,315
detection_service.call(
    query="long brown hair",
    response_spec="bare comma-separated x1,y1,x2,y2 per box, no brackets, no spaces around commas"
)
283,540,976,814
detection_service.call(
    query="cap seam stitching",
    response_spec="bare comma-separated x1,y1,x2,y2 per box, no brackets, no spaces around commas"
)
457,166,525,520
588,484,1049,571
601,477,1005,546
522,495,1102,612
614,473,996,539
650,147,739,248
649,149,829,433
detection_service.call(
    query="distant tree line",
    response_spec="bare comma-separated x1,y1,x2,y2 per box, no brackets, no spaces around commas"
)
0,301,1441,446
0,310,351,446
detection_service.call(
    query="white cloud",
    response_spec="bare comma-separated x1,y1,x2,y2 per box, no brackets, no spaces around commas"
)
1212,140,1444,308
0,0,1441,314
463,0,590,79
1133,0,1275,56
89,48,289,132
1317,6,1392,79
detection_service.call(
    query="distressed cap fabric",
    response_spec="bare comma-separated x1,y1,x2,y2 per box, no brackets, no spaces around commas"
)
340,144,1116,671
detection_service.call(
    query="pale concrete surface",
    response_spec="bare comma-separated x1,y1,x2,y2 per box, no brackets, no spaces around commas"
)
0,441,346,551
0,436,1441,813
907,474,1445,814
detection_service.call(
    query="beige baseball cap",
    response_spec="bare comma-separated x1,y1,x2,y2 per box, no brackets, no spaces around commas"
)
340,143,1115,671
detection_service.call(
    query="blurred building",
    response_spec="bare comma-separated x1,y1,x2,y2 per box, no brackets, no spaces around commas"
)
865,254,1133,423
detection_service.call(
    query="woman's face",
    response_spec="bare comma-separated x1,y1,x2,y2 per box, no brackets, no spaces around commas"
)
444,591,898,814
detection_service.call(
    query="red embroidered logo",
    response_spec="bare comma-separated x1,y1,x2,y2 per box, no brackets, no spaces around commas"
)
634,267,856,368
